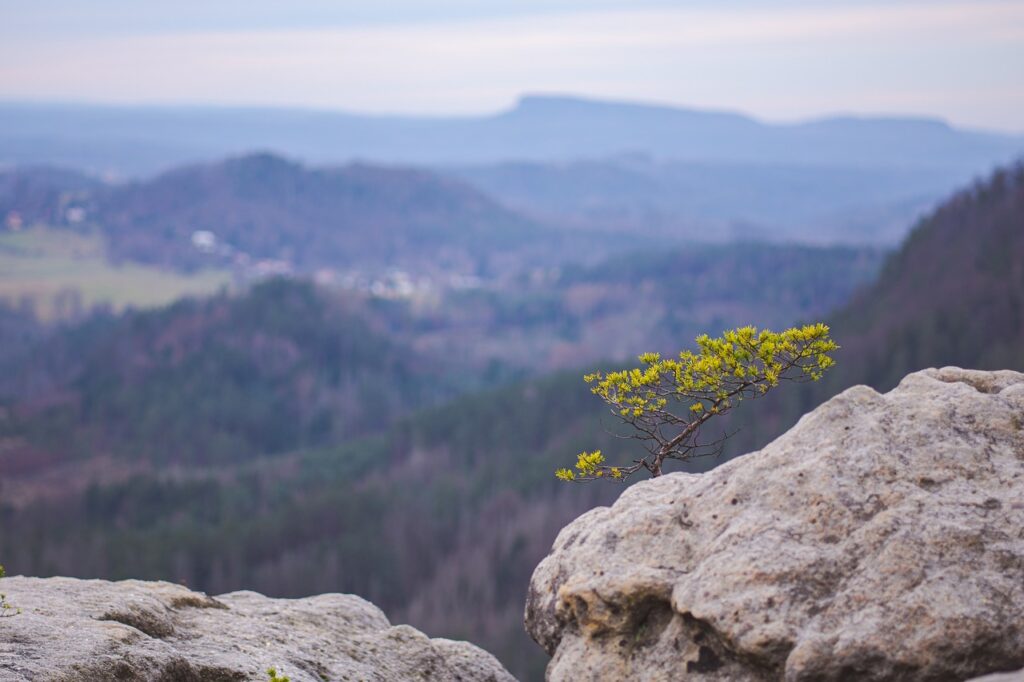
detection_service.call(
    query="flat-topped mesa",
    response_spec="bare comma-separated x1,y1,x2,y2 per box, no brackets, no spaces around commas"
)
526,367,1024,681
0,577,515,681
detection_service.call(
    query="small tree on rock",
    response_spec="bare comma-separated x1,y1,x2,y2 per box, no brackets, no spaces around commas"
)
557,324,837,482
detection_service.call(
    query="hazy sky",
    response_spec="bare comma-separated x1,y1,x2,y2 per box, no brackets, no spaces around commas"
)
2,0,1022,132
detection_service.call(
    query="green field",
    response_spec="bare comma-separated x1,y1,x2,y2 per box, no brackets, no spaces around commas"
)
0,227,231,319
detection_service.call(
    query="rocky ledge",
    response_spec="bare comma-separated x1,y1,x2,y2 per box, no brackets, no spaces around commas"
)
0,577,515,681
526,367,1024,681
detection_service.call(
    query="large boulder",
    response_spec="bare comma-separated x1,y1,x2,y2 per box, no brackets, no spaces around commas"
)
0,576,515,681
526,367,1024,681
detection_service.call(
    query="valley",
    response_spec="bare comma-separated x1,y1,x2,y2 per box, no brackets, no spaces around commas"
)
0,92,1021,678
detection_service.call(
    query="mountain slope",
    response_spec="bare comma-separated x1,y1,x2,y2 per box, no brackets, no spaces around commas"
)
446,155,967,244
0,278,471,473
824,162,1024,387
89,153,544,271
724,161,1024,455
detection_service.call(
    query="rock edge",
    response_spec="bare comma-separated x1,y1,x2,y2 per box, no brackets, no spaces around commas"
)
526,367,1024,681
0,576,516,681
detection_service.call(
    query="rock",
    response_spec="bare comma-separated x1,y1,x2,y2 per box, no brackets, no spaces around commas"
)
968,672,1024,682
0,576,516,681
526,367,1024,681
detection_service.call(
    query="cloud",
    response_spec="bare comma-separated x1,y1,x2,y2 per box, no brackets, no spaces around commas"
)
1,1,1022,130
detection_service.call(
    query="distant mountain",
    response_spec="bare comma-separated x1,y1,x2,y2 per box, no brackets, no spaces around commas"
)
1,95,1019,174
5,96,1018,247
446,155,965,244
72,153,547,272
479,96,1023,170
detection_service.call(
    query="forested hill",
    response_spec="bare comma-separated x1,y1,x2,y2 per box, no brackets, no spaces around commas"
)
724,161,1024,454
827,162,1024,388
89,153,543,271
446,156,969,245
0,279,471,473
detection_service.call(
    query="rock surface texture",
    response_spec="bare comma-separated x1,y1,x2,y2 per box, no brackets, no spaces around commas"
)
526,367,1024,681
0,577,515,681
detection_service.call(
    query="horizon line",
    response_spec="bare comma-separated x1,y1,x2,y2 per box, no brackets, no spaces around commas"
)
1,92,1020,136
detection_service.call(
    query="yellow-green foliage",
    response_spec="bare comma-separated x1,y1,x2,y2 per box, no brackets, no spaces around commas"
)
559,324,837,481
0,564,19,617
267,668,290,682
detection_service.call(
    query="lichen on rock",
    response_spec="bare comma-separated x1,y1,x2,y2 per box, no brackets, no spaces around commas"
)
526,367,1024,681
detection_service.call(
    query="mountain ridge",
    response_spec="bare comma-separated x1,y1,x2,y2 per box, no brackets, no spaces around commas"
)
1,94,1019,174
63,152,551,272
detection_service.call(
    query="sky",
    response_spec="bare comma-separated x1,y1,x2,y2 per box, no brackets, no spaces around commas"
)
1,0,1022,132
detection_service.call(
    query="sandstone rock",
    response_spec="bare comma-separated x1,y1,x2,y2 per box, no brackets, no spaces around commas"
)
526,367,1024,681
0,576,515,681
